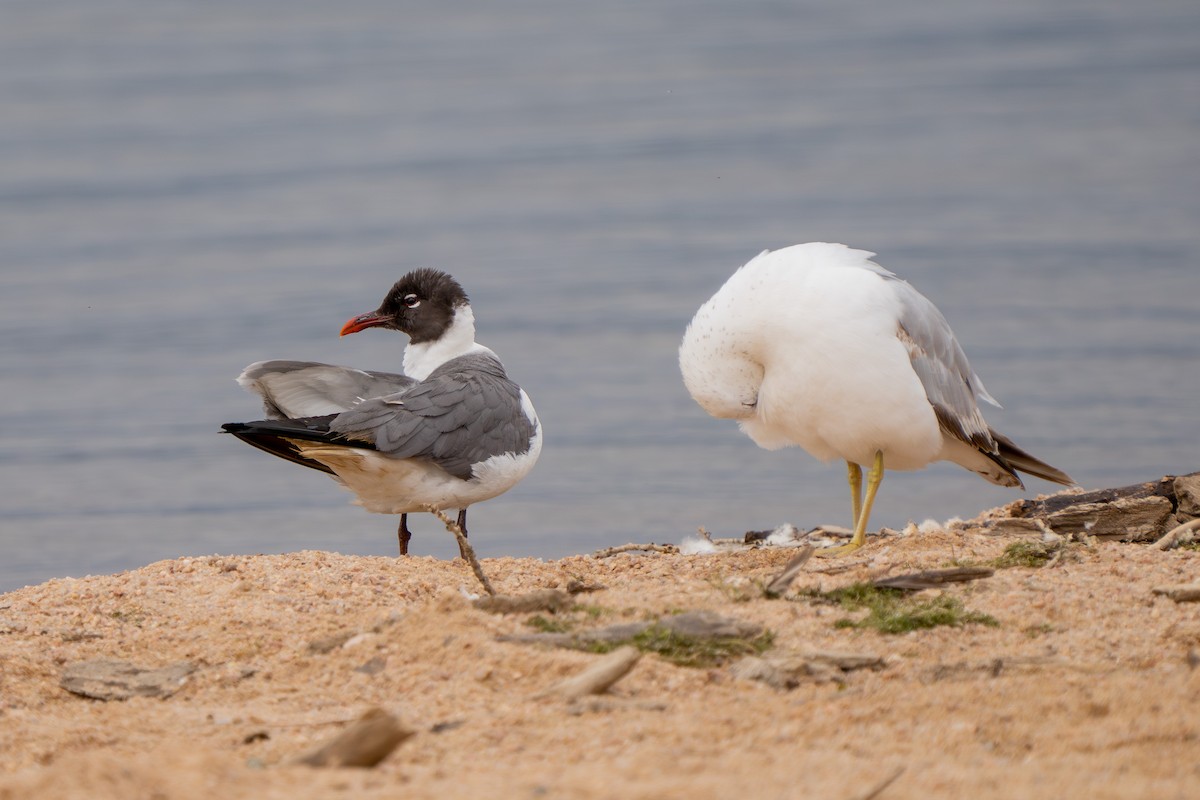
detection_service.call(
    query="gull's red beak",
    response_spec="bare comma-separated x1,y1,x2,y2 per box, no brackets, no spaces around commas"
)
340,312,389,337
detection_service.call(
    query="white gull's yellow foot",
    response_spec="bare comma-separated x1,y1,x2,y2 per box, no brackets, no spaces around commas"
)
815,450,883,559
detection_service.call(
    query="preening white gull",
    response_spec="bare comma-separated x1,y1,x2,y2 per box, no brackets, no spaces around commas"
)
679,242,1072,556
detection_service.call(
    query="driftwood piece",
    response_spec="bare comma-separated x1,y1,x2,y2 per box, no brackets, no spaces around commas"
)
297,707,415,768
593,543,679,558
499,610,763,651
873,566,994,591
534,646,642,700
1045,495,1173,541
1006,471,1200,542
981,517,1050,537
1175,474,1200,517
1014,475,1179,517
1152,584,1200,603
473,589,574,615
60,659,195,701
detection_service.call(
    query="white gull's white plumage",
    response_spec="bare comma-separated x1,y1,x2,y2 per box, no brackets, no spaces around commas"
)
679,242,1073,555
224,268,542,556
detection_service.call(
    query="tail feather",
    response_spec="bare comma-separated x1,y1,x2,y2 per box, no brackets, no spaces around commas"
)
990,429,1075,487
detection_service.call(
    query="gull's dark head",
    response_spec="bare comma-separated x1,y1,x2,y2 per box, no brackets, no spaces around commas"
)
340,269,470,344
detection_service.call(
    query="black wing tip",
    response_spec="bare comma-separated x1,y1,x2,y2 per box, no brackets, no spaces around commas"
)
221,420,341,475
221,415,378,452
990,429,1075,488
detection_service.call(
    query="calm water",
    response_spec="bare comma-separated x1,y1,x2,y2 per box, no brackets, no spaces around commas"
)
2,0,1198,592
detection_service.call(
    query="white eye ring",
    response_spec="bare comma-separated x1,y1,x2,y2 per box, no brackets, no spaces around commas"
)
403,294,420,308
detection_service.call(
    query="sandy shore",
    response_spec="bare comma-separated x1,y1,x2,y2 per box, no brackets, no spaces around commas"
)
2,514,1198,799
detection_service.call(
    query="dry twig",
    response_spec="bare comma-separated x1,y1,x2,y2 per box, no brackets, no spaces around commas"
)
426,505,495,596
1154,517,1200,550
847,766,905,800
873,566,994,591
534,646,642,700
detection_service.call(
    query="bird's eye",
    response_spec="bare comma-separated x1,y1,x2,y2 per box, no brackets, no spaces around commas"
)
403,294,420,308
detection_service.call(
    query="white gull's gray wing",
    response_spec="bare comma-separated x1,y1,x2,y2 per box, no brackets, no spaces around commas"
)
237,360,416,419
329,352,537,481
883,275,999,452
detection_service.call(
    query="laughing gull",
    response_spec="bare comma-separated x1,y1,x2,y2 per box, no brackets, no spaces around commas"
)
223,268,542,556
679,242,1073,556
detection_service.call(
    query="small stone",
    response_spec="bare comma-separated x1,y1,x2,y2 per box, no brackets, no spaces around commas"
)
354,657,387,675
1152,584,1200,603
658,610,762,640
60,659,196,701
297,707,414,768
729,656,793,690
730,649,885,691
308,631,356,654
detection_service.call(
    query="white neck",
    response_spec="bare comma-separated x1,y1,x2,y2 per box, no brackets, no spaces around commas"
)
403,304,479,380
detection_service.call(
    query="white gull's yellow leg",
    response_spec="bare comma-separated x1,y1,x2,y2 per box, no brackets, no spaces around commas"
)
846,460,863,528
818,450,884,558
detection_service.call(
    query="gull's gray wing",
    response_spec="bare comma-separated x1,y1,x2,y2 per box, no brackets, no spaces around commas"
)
237,360,416,419
329,352,536,481
885,276,999,452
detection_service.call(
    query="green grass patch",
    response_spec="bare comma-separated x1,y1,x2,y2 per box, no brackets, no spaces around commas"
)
990,540,1059,569
588,624,775,668
576,604,608,620
525,614,574,633
524,604,614,634
811,583,999,634
108,608,147,627
1023,622,1055,638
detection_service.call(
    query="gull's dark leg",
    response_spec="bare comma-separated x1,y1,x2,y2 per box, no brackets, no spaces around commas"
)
397,513,412,556
455,508,470,559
